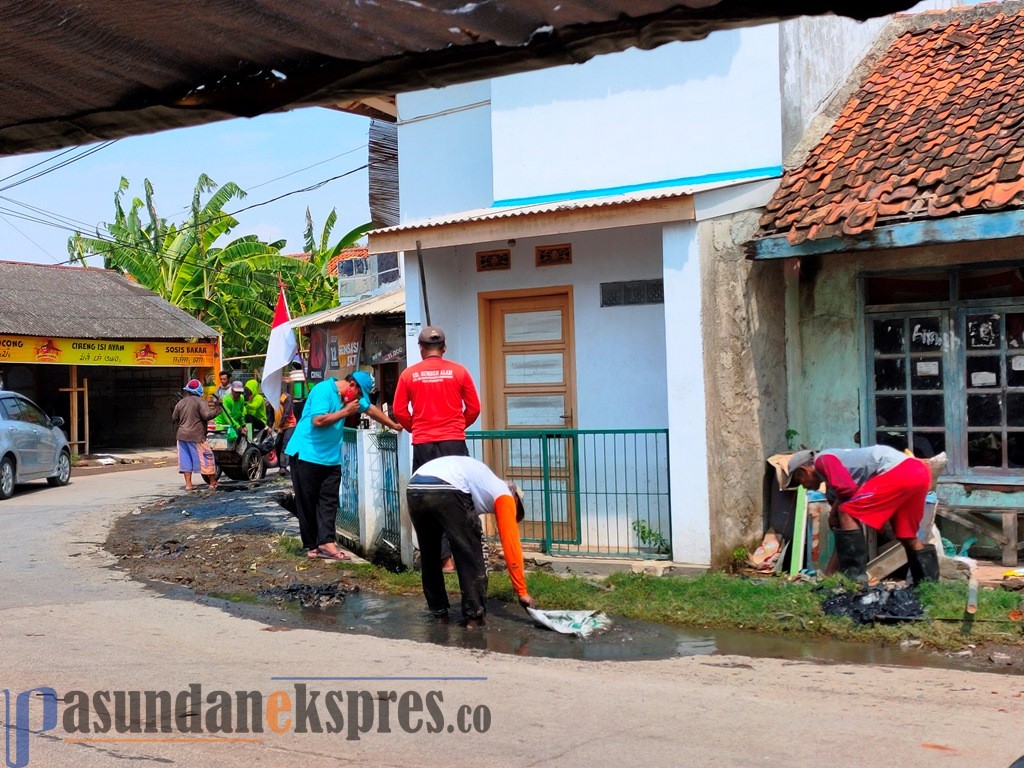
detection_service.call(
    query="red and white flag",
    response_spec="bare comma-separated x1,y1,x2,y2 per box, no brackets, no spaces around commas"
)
261,286,299,410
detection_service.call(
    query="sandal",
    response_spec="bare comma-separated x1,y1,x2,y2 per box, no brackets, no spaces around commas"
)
307,549,321,559
315,548,351,561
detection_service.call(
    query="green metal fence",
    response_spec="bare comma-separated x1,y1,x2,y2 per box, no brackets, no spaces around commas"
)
336,427,360,537
371,430,402,552
465,429,671,559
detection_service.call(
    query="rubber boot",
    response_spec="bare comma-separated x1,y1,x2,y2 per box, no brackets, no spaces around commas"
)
907,546,940,584
832,528,868,588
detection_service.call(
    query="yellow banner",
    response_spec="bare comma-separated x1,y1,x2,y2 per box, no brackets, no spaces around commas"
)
0,335,218,367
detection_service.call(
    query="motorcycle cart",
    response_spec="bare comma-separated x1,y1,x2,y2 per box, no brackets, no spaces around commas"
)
206,423,277,482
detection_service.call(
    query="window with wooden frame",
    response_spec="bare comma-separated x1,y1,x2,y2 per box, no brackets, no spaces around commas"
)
862,266,1024,480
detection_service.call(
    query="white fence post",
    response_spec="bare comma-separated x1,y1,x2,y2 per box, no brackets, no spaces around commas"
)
357,430,381,557
398,432,415,568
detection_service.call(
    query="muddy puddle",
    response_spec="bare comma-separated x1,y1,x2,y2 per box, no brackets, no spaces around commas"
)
177,586,1019,673
110,482,1024,674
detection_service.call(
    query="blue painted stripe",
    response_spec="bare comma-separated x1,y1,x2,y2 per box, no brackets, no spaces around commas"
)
492,166,783,208
751,208,1024,260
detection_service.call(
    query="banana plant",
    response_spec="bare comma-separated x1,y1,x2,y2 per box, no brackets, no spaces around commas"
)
68,175,331,358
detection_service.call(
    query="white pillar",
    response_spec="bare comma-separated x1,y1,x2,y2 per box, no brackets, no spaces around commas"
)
662,222,711,565
402,249,426,365
357,430,381,556
398,433,415,568
399,247,422,568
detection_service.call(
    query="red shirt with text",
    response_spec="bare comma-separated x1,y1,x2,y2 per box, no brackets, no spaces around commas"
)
392,356,481,444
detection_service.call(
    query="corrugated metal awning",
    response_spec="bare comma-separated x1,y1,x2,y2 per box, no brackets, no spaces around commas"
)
290,288,405,329
368,176,773,253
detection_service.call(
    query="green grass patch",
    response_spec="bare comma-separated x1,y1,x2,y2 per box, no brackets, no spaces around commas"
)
273,534,305,558
464,570,1024,650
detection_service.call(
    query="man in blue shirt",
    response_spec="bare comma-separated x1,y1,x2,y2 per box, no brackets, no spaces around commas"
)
286,374,401,560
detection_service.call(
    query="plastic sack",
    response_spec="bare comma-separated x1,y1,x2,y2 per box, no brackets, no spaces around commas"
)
527,609,612,637
821,585,924,624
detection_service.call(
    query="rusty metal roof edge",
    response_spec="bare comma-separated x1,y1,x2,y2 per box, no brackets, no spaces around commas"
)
290,287,405,329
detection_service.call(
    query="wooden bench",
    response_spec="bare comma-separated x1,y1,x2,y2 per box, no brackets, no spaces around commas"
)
936,505,1024,566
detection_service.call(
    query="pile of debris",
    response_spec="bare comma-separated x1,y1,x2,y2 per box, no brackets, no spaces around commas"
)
821,585,925,624
259,583,352,609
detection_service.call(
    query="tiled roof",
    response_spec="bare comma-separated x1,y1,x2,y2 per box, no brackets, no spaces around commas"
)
284,247,368,277
0,261,219,340
761,5,1024,245
327,247,368,278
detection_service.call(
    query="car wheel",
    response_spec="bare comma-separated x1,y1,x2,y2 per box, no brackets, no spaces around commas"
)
242,447,266,481
0,456,15,500
47,451,71,487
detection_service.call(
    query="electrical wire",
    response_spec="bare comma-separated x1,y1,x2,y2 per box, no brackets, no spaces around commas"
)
0,214,61,263
245,144,366,191
0,145,82,185
0,159,371,267
0,138,370,245
0,194,99,232
0,141,119,193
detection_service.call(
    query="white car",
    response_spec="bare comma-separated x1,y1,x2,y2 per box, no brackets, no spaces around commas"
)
0,391,71,500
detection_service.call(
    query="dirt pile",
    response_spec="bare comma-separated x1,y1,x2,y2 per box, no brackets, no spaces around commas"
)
106,486,356,599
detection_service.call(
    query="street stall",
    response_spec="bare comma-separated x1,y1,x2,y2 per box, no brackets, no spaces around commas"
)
0,262,220,453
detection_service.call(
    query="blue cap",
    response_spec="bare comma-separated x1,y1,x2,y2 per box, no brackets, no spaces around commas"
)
349,370,374,413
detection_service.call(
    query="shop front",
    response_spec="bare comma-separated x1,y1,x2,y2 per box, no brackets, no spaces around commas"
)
0,262,221,453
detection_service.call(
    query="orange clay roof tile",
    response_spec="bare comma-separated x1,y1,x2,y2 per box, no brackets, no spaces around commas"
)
761,6,1024,242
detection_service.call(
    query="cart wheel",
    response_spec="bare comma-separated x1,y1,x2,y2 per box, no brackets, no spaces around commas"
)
242,447,266,481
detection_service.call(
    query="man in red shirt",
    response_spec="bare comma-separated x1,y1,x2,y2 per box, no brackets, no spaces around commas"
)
393,326,482,570
787,446,938,586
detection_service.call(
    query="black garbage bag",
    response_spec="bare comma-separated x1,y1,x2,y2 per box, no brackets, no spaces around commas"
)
821,585,924,624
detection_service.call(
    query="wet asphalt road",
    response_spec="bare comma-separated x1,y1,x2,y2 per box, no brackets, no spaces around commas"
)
1,466,1024,767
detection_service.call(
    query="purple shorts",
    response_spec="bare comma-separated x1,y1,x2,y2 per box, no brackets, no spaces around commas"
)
177,440,215,475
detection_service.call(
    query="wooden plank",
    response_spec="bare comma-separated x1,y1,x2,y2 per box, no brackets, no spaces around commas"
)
789,486,808,577
867,541,906,583
938,508,1007,544
82,377,90,456
866,502,939,582
1004,512,1019,567
750,208,1024,261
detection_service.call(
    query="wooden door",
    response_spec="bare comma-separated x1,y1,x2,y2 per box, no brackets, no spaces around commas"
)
483,289,577,543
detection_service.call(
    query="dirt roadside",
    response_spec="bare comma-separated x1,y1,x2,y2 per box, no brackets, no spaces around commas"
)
105,479,371,599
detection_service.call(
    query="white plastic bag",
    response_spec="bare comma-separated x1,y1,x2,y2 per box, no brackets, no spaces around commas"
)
527,608,611,637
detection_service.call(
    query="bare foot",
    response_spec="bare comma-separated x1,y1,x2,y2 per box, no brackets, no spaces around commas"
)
441,556,456,573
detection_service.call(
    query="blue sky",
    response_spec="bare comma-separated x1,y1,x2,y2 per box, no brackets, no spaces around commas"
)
0,107,372,265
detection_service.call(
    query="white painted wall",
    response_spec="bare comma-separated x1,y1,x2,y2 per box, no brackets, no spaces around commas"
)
405,225,669,432
662,222,710,564
400,224,697,559
397,81,494,222
489,27,782,203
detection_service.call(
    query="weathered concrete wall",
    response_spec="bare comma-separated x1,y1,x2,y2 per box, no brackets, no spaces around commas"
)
699,211,788,567
795,239,1022,452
